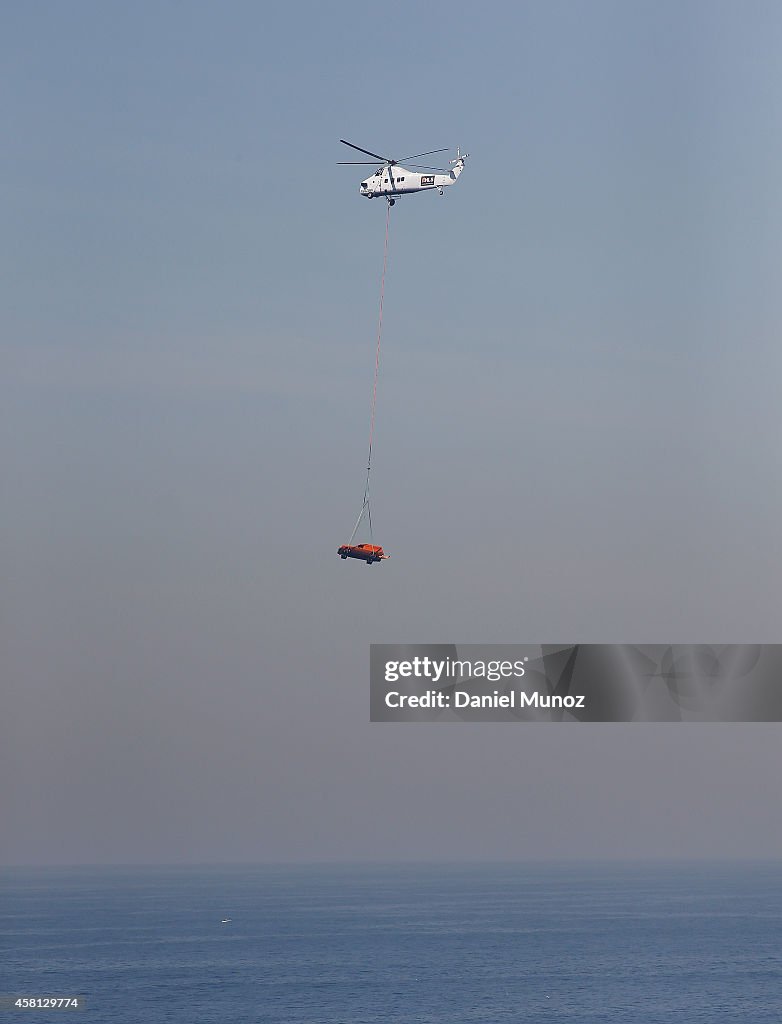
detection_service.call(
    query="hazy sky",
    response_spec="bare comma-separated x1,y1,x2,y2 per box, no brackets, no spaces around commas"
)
2,0,782,866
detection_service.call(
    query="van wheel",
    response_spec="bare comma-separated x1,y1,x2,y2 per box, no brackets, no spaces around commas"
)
341,554,347,559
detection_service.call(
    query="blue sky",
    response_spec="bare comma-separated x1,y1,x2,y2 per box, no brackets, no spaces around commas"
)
2,1,782,864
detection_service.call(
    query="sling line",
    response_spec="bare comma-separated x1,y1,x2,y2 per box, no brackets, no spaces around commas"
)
349,201,391,544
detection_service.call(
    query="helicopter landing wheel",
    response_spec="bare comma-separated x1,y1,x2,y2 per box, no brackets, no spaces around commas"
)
388,198,395,207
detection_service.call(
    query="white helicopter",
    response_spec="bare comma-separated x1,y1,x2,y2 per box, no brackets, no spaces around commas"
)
339,139,468,206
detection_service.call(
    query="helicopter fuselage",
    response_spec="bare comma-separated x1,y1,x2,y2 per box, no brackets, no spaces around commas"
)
360,155,466,201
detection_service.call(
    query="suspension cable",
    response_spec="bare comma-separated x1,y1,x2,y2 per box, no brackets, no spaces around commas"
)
349,202,391,544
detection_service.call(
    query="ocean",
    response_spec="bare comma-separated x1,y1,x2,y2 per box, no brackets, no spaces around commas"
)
2,863,781,1022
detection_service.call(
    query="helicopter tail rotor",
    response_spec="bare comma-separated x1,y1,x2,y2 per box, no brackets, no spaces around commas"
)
448,147,468,182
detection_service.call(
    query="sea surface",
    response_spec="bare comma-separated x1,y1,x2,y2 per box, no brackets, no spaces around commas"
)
1,862,781,1022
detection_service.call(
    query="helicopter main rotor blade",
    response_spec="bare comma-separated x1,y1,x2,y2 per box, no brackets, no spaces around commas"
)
340,139,392,163
337,161,383,165
397,148,449,161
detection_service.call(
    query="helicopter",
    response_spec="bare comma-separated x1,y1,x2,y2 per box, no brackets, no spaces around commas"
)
338,139,469,206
